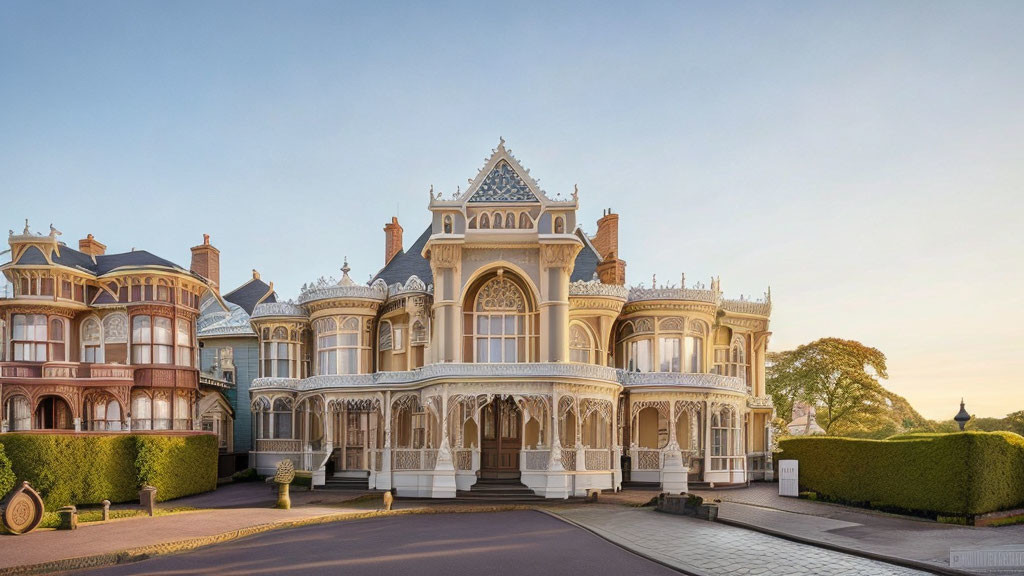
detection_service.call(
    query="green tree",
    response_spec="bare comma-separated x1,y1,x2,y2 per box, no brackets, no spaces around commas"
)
767,338,889,434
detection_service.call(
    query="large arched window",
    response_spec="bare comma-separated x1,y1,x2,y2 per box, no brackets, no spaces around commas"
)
4,396,32,431
569,323,594,364
467,275,535,363
252,397,271,440
315,317,360,375
132,392,152,430
82,317,103,362
729,336,747,382
103,312,128,364
711,406,740,470
49,318,66,361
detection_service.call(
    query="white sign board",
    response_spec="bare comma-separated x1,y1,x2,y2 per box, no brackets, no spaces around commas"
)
779,459,799,497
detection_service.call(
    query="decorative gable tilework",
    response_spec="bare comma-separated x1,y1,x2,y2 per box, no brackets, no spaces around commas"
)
468,160,538,203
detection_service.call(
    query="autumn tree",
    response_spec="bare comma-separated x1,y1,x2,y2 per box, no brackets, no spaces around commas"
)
767,338,889,434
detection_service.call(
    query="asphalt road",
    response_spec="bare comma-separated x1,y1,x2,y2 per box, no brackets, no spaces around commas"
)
73,510,681,575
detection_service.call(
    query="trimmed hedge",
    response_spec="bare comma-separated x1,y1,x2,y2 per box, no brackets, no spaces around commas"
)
0,444,14,498
0,433,217,508
777,432,1024,518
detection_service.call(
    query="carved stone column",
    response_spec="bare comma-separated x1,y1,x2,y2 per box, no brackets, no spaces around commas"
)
379,391,392,491
539,242,582,362
544,387,570,499
428,243,462,363
611,394,621,491
432,386,456,498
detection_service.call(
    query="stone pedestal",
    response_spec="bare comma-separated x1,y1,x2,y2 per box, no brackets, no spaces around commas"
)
57,505,78,530
431,443,457,499
139,486,157,516
660,449,688,494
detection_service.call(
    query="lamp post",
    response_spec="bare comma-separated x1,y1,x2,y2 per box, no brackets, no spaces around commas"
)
954,399,971,431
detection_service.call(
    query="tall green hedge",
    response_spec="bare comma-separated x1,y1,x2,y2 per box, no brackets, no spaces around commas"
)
777,432,1024,517
0,444,14,498
0,434,217,508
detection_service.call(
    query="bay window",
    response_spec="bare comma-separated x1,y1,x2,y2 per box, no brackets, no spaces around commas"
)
262,326,298,378
132,315,173,364
628,339,652,372
176,319,192,366
315,317,359,375
12,314,48,361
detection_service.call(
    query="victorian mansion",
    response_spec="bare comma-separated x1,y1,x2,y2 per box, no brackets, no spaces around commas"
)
0,141,773,497
245,141,775,498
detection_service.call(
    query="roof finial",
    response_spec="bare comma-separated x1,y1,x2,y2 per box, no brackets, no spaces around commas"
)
341,257,350,276
652,273,657,288
429,184,434,200
252,269,260,280
681,273,686,288
23,219,30,235
572,184,579,201
499,136,505,148
49,223,61,238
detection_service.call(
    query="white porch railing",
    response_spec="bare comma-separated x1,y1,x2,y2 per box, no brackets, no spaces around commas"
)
522,449,550,471
560,448,577,471
454,449,473,471
585,449,611,471
632,448,663,470
256,439,303,452
392,448,440,471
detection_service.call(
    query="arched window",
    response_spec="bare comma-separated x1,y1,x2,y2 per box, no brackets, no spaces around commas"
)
82,317,103,363
554,216,565,234
273,398,293,439
315,317,360,375
505,213,515,229
4,396,31,431
729,336,748,381
471,276,530,363
635,406,668,449
153,393,171,430
262,325,298,378
443,215,453,234
174,393,190,430
48,318,66,361
519,213,530,229
479,213,490,229
132,393,152,430
378,321,393,351
711,407,739,470
176,319,192,366
102,312,128,364
252,397,271,439
492,212,503,229
411,321,427,345
569,324,594,364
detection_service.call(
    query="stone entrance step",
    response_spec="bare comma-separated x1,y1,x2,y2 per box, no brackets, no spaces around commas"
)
320,476,370,491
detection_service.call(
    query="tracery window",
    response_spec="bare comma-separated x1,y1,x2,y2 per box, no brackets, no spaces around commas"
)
471,276,530,363
710,407,741,470
569,324,594,364
315,317,360,375
81,317,103,363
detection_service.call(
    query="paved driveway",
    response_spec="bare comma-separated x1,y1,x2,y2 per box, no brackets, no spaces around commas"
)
73,510,679,576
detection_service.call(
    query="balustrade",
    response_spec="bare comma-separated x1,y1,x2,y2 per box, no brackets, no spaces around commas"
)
522,449,550,471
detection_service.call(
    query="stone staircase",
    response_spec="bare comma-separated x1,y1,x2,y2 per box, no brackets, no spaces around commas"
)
320,473,370,491
455,477,546,502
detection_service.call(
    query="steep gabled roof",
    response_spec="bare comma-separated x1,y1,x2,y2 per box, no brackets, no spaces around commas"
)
92,250,186,275
373,226,433,287
570,227,602,282
223,278,276,316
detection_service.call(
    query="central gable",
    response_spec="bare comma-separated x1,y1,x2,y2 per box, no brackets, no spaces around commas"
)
468,160,539,203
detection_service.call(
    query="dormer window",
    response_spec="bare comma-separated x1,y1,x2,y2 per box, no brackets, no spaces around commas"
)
554,216,565,234
443,215,453,234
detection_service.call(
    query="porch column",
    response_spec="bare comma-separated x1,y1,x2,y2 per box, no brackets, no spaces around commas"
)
544,387,570,499
703,400,713,483
432,386,456,498
611,396,621,491
378,392,392,491
73,417,81,432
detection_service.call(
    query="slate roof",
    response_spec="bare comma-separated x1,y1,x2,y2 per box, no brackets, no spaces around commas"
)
373,226,433,286
7,243,189,276
223,278,276,316
570,228,602,282
197,292,256,338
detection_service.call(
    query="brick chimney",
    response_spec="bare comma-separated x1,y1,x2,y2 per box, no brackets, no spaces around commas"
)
190,234,220,289
593,209,626,285
384,217,403,265
592,209,619,261
78,234,106,256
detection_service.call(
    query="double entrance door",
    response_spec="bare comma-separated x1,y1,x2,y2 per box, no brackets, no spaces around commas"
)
480,397,521,479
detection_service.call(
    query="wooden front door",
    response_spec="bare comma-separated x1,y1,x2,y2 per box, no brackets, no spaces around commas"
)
481,398,521,478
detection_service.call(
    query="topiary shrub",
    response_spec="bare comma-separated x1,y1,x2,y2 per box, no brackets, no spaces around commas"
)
777,431,1024,518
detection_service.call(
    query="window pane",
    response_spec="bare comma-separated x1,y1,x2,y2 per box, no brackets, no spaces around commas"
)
154,317,173,344
504,316,516,335
155,345,173,364
504,338,516,362
477,316,488,335
340,349,357,374
490,316,503,336
476,339,487,362
133,316,151,343
489,338,502,362
339,333,357,346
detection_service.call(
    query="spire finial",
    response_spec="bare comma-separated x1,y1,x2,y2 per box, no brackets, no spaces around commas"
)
499,136,505,148
23,219,30,235
341,257,350,276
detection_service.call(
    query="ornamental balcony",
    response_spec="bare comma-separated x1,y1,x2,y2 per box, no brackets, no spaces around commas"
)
0,361,134,381
251,363,748,394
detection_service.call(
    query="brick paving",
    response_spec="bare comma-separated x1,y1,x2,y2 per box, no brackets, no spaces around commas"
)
555,505,929,576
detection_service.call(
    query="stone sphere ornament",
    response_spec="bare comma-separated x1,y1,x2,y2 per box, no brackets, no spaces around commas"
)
1,481,45,535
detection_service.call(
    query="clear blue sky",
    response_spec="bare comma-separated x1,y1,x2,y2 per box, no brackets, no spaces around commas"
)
2,1,1022,419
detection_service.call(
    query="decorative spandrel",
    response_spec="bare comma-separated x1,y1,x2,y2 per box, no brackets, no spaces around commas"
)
475,277,526,312
468,160,538,203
